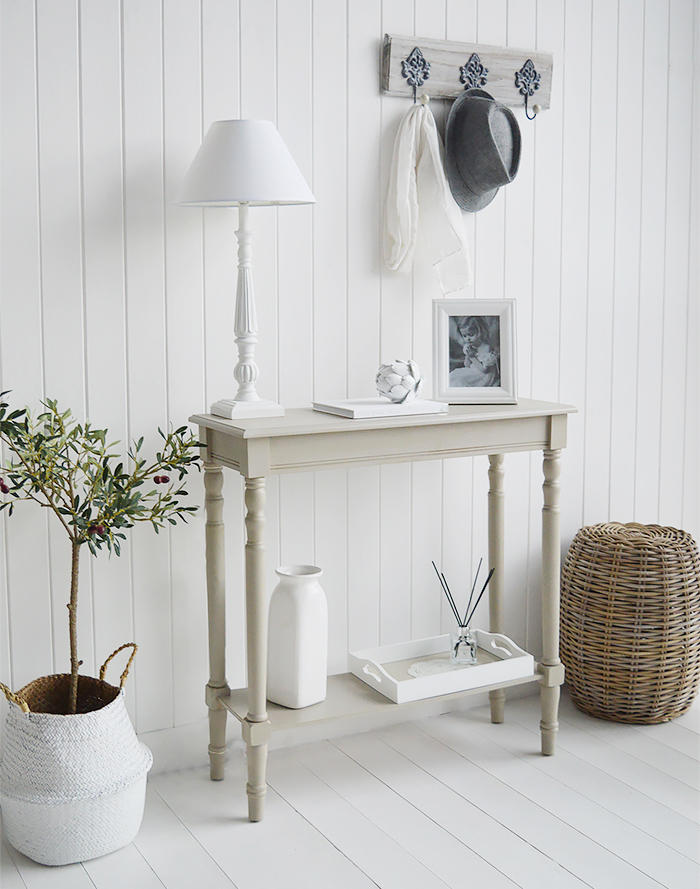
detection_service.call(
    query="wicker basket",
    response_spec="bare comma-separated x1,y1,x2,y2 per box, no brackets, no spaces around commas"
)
560,523,700,724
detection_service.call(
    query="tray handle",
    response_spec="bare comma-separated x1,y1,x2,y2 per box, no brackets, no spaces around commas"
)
479,632,517,659
362,663,383,684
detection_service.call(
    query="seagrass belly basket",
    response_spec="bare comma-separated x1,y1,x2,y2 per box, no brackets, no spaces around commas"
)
0,645,152,866
560,523,700,723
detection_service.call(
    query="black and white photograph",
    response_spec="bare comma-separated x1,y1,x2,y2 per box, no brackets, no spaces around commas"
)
433,299,517,404
448,314,501,388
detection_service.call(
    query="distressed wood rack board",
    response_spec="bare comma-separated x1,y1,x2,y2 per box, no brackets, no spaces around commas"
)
381,33,553,113
192,398,575,822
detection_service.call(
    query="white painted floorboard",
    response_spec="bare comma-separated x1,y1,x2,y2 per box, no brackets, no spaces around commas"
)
1,689,698,889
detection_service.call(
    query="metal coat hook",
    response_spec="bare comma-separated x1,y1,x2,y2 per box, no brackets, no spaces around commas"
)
401,46,431,102
515,59,542,119
460,53,488,90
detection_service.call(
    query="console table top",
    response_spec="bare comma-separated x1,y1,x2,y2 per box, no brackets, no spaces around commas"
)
191,397,576,441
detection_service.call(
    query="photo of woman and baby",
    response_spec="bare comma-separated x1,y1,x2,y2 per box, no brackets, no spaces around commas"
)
448,315,501,388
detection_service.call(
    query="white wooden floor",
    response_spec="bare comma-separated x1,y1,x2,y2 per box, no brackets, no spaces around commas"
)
2,687,698,889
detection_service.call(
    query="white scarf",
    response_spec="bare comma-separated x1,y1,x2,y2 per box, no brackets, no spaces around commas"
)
383,99,473,295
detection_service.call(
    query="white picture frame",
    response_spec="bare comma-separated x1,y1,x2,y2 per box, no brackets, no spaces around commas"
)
432,299,517,404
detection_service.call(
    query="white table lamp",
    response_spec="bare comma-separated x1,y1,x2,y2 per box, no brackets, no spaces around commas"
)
177,120,315,419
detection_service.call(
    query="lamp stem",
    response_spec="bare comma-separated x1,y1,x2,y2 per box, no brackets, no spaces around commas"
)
232,203,260,402
209,202,284,419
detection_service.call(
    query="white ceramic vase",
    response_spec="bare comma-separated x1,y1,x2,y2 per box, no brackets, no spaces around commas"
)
267,565,328,709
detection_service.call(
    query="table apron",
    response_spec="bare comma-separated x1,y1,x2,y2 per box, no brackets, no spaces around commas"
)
206,415,556,476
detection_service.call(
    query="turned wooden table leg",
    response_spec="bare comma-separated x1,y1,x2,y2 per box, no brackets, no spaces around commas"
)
540,448,564,755
243,477,271,821
488,453,506,724
204,461,229,781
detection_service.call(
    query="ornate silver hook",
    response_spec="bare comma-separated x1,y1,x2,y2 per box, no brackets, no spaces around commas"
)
515,59,541,119
460,53,488,90
401,46,431,102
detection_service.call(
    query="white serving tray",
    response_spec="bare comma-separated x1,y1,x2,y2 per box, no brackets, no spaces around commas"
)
349,630,535,704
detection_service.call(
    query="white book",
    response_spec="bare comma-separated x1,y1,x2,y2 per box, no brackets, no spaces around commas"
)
312,398,449,419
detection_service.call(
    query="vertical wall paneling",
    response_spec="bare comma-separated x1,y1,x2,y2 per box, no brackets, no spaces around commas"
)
557,0,592,543
0,0,696,761
379,462,412,646
314,468,348,676
36,1,94,682
633,0,670,522
0,0,54,695
686,0,699,536
440,457,474,635
658,0,694,527
608,0,644,522
347,465,381,654
530,0,565,404
276,0,314,410
163,1,207,728
411,460,445,640
80,0,133,699
36,1,85,409
347,0,382,399
311,0,348,403
581,0,619,526
278,472,315,568
122,0,171,733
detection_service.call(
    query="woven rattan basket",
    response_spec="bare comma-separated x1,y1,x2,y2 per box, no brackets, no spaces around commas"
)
560,523,700,724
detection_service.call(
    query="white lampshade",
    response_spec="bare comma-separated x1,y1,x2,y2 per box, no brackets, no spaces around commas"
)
176,119,315,207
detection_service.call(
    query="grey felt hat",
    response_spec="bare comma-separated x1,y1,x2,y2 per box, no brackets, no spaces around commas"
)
444,88,521,212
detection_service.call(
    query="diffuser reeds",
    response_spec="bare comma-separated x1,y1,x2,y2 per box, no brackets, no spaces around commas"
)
432,559,494,628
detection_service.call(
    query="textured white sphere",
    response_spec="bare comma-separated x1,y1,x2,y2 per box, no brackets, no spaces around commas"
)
376,359,424,404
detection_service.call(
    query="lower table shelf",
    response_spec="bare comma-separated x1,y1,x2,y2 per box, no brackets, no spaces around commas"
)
220,670,541,740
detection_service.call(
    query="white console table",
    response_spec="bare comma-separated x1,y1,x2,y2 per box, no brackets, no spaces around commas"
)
191,398,576,823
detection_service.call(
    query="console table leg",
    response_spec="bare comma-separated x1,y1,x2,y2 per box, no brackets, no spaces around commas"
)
488,454,506,724
244,477,270,821
540,448,563,755
204,461,229,781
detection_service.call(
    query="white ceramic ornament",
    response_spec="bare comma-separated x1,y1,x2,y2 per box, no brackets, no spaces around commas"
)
376,360,424,404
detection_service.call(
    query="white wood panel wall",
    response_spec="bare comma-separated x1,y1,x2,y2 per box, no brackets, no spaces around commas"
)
0,0,697,757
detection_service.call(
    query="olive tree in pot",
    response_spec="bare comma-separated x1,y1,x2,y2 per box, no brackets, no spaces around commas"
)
0,393,202,865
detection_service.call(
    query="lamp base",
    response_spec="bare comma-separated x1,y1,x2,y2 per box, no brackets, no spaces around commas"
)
210,398,285,420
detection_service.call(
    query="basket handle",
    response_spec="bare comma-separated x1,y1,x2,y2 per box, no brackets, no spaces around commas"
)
99,643,138,689
0,682,30,714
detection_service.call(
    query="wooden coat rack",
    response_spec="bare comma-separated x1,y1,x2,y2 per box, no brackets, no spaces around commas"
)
381,34,553,117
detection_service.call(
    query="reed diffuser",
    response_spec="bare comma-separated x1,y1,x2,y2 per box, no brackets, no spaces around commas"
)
432,559,495,666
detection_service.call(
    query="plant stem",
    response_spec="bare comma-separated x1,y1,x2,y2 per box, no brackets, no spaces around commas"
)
68,538,81,713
